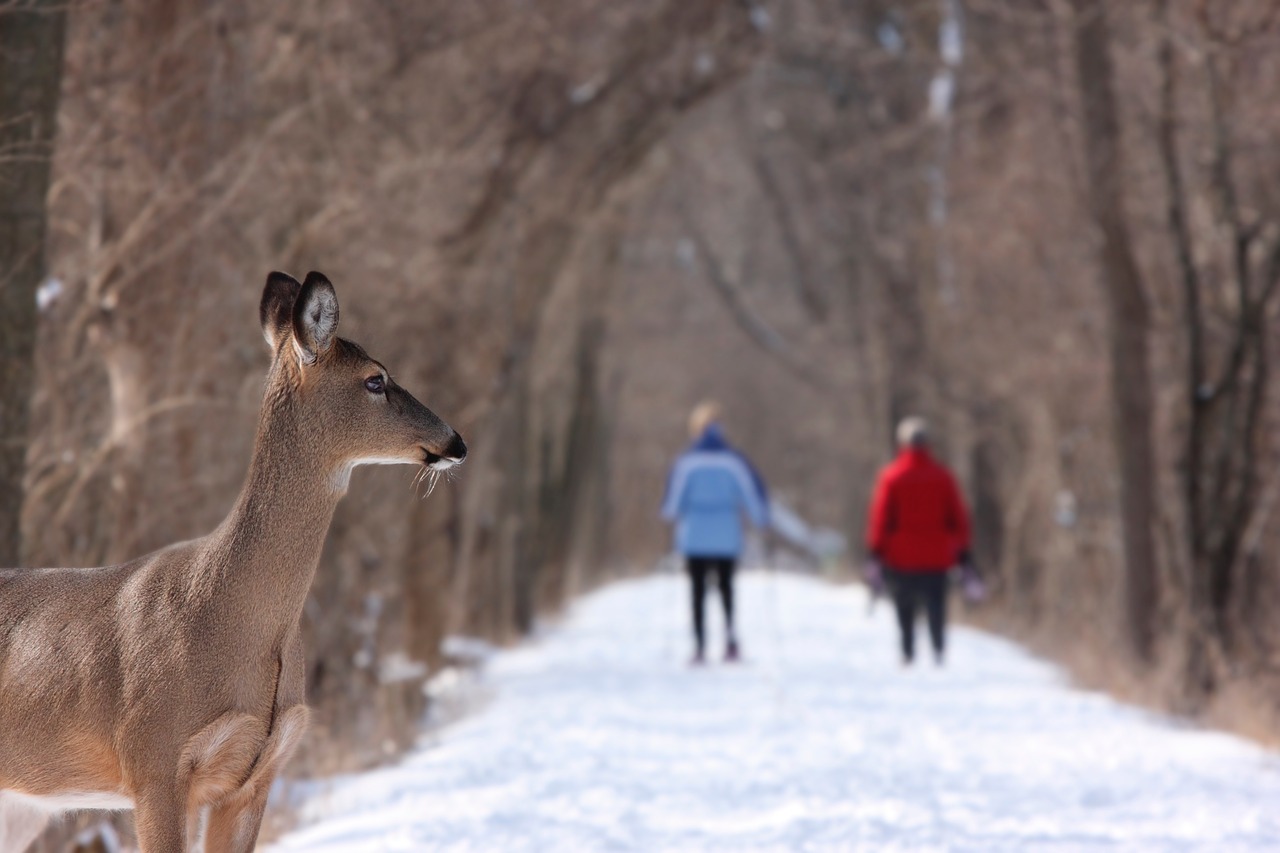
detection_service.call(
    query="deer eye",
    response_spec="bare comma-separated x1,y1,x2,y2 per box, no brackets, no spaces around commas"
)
364,375,385,394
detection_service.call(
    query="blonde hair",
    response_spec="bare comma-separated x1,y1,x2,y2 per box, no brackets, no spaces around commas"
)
896,416,929,449
689,400,722,438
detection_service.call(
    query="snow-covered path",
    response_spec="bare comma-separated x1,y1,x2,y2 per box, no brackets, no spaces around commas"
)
272,572,1280,851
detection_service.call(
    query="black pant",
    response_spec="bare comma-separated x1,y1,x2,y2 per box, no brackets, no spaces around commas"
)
687,556,736,653
885,568,948,661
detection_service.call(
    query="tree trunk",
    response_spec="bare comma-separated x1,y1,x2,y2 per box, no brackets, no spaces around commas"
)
0,1,67,568
1069,0,1159,662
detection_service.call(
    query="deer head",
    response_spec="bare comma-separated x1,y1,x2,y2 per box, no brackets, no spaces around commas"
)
258,271,466,490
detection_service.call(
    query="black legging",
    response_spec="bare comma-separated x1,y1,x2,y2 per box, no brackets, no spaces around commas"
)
687,556,736,653
886,568,948,662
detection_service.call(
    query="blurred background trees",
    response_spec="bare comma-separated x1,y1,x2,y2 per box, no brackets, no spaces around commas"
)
0,0,66,569
6,0,1280,846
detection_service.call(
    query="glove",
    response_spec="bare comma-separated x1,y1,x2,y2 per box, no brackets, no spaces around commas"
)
957,558,986,603
863,558,885,597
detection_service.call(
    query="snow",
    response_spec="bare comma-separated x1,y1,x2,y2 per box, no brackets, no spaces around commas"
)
877,21,905,56
928,72,956,122
377,651,429,686
748,4,772,33
439,635,498,667
939,0,964,66
74,822,122,853
271,571,1280,852
35,277,63,312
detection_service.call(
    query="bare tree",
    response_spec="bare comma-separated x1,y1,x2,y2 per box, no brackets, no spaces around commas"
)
0,0,67,568
1069,0,1159,661
1157,0,1280,686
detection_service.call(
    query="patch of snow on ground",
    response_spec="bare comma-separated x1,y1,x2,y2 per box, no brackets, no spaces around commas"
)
271,571,1280,851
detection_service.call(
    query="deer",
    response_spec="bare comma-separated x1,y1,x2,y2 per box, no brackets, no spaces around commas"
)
0,271,467,852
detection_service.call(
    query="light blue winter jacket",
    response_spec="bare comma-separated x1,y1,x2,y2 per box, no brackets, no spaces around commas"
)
661,424,769,558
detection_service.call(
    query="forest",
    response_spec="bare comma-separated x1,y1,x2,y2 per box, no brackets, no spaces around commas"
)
4,0,1280,848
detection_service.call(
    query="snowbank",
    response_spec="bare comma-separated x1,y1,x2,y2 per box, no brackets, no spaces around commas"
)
272,572,1280,851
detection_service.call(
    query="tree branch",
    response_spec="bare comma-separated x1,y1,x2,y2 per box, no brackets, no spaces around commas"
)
681,209,830,390
1156,0,1206,555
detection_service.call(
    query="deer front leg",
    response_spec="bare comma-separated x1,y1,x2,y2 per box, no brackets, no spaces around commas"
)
134,785,188,852
204,783,269,853
203,704,310,853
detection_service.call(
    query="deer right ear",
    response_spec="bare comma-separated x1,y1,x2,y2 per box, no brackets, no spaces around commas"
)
260,271,302,351
292,272,339,366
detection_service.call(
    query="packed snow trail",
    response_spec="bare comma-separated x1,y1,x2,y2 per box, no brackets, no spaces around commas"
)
272,572,1280,851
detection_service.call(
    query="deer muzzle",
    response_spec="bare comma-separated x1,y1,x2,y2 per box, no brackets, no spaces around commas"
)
424,432,467,470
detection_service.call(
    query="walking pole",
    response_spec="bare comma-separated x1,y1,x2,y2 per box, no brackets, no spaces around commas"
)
762,533,790,712
657,551,680,664
660,550,691,666
766,539,784,665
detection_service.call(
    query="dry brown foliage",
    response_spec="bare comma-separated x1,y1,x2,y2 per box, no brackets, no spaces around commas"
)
11,0,1280,848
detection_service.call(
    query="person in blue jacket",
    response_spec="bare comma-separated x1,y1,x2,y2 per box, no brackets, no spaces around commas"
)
661,401,769,664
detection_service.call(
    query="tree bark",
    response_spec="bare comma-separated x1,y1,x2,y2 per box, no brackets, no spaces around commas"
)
1157,3,1279,670
1069,0,1159,662
0,1,67,567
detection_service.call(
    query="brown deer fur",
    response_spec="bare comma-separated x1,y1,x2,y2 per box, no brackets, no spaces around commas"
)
0,272,466,852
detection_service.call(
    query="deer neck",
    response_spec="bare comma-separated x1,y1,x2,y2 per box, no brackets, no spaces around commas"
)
202,376,345,627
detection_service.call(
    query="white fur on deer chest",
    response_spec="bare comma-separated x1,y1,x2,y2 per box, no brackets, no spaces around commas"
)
3,788,134,812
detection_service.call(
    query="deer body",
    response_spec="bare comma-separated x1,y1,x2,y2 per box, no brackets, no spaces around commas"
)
0,273,465,851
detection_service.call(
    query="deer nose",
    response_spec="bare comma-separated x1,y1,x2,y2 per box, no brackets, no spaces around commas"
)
443,432,467,463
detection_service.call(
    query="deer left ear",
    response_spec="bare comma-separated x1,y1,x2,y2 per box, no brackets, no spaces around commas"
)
292,271,340,365
260,271,302,351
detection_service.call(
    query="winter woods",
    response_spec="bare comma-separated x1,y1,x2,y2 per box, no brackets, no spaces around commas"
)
6,0,1280,847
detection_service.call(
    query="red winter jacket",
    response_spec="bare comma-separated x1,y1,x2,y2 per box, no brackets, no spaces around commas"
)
866,448,971,572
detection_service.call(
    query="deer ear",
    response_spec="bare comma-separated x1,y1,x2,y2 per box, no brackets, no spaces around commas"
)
260,271,302,351
292,271,339,365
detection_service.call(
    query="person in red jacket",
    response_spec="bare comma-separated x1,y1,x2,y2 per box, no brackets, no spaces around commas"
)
866,417,971,666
